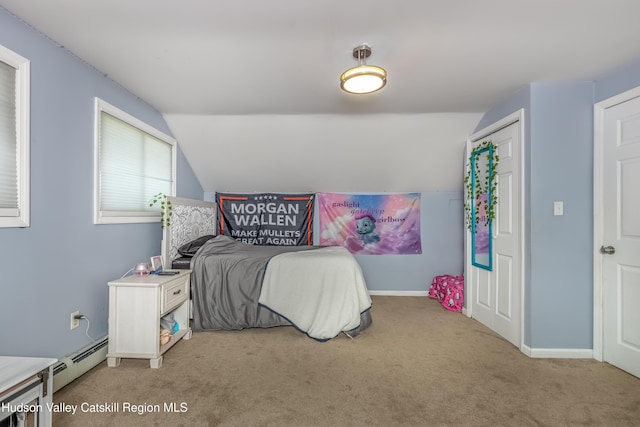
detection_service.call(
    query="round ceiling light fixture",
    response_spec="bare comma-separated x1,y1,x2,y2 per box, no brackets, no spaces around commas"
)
340,44,387,94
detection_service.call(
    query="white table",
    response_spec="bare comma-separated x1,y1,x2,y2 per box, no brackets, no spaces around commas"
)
0,356,56,426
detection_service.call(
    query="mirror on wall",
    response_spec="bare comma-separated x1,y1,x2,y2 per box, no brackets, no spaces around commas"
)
471,145,493,271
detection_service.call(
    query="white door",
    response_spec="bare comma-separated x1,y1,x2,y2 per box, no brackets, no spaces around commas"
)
601,96,640,378
467,118,522,348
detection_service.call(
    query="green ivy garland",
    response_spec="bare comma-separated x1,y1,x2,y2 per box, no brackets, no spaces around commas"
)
464,141,499,230
149,193,172,229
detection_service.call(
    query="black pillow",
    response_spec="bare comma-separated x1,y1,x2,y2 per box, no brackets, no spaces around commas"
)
177,235,215,257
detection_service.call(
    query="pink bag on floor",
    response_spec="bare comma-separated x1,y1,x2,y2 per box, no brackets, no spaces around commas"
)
428,275,464,313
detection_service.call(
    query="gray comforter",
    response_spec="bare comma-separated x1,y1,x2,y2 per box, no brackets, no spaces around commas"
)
190,235,372,339
190,235,321,331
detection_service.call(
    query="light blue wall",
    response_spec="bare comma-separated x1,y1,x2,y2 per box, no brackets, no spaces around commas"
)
476,57,640,350
474,86,532,134
595,57,640,102
0,8,203,358
529,82,594,349
205,191,465,292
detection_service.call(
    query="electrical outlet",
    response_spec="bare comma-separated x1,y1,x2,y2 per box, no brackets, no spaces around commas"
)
70,310,80,330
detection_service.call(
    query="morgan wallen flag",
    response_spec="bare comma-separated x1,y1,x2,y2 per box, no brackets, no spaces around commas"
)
216,193,314,246
317,193,422,255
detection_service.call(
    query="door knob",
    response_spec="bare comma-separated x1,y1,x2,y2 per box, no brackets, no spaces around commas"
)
600,245,616,255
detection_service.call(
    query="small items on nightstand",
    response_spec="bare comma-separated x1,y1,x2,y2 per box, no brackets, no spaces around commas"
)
150,255,163,272
156,271,180,276
133,262,151,275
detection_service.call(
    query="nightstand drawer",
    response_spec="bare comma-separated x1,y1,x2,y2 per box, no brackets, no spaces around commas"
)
161,275,189,314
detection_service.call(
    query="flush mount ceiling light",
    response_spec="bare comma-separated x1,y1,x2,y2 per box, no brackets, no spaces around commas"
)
340,44,387,94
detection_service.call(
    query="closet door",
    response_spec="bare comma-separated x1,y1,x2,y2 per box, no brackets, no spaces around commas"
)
600,95,640,378
467,119,522,348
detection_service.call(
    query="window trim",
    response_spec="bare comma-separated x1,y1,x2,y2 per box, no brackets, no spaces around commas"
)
0,44,30,228
93,97,176,225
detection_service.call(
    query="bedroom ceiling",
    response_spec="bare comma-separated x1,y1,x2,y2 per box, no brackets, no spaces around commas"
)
3,1,640,194
2,0,640,116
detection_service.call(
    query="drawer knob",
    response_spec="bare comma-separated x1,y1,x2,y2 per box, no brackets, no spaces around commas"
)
172,289,182,295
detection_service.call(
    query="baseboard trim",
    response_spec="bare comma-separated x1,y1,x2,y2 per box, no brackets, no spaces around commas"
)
368,290,429,297
521,344,593,359
53,335,108,393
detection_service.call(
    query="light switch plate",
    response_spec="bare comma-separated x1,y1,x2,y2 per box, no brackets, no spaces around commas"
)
554,201,563,216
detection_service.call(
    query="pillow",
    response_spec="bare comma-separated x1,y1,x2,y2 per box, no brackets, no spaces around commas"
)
177,235,215,257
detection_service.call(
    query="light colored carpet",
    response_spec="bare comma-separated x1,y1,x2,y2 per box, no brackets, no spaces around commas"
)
53,296,640,426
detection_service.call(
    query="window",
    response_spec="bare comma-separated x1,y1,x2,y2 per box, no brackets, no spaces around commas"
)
94,98,176,224
0,45,30,228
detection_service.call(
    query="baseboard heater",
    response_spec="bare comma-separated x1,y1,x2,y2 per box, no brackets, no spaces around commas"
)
52,336,108,393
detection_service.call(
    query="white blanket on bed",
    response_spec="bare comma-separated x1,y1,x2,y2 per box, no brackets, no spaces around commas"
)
258,246,372,341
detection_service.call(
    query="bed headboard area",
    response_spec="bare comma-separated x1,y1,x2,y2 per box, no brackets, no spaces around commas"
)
161,196,217,269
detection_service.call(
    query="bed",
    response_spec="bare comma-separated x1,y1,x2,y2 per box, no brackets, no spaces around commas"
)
160,196,372,341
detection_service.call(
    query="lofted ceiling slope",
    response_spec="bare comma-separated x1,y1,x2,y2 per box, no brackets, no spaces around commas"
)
2,1,640,192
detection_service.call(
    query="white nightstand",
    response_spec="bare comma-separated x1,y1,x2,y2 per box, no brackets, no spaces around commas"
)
106,270,192,369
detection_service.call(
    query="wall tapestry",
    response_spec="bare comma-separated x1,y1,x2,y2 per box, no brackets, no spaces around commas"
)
216,193,314,246
317,193,422,255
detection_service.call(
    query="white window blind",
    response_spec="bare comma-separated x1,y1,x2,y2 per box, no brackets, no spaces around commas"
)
0,44,29,228
95,99,175,223
0,60,17,216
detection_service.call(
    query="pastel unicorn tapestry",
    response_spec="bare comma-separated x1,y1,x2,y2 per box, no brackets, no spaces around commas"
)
317,193,422,255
